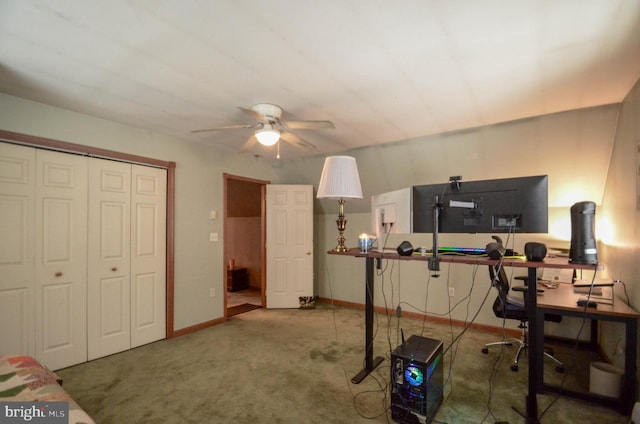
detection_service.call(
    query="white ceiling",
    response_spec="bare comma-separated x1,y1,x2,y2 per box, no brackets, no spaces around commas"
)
1,1,639,161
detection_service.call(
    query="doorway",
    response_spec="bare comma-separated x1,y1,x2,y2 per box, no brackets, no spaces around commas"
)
224,174,269,317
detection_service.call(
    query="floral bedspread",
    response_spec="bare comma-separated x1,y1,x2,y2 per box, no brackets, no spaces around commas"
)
0,355,95,424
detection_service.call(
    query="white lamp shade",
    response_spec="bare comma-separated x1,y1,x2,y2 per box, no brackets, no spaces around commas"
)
317,156,363,199
255,128,280,146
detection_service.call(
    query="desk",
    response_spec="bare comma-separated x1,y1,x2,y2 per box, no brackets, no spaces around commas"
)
328,249,630,423
536,284,638,413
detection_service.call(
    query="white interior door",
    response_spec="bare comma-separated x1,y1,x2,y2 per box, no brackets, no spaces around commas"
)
266,185,313,309
130,164,166,348
88,158,131,360
0,143,35,355
35,149,88,370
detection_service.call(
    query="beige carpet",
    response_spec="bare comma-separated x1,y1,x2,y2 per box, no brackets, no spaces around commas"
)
56,303,629,423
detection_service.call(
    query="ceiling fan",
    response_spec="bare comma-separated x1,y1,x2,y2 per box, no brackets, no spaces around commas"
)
191,103,335,157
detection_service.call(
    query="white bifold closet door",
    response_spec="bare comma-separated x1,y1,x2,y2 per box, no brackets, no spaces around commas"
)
87,159,131,360
129,164,166,349
0,143,37,356
0,143,166,370
35,149,89,369
87,158,166,360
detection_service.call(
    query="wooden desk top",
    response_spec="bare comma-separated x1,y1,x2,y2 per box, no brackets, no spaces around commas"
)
329,247,600,271
330,249,636,317
537,284,639,318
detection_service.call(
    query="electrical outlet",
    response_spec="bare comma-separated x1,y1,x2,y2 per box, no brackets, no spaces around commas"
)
209,288,216,297
449,287,455,297
209,232,218,242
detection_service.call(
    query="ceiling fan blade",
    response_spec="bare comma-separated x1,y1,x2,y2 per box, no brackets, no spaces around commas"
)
280,131,317,151
282,120,335,130
240,135,258,153
190,124,254,134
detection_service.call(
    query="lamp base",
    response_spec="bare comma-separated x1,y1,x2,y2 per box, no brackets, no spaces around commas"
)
333,199,348,252
332,244,348,253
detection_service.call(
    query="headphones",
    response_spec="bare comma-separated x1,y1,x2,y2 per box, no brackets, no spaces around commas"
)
485,235,506,259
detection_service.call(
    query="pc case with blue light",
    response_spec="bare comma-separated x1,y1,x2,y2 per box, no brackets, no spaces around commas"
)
391,335,443,424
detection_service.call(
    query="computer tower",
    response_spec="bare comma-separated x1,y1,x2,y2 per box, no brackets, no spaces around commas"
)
391,335,443,424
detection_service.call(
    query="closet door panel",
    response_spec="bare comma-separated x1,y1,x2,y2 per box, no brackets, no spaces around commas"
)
88,158,131,360
0,143,35,355
131,165,166,348
35,149,87,370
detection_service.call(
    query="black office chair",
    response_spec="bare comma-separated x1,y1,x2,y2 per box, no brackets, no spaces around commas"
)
481,265,564,373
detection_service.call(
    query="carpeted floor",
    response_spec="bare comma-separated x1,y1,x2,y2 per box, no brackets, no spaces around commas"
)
56,303,629,423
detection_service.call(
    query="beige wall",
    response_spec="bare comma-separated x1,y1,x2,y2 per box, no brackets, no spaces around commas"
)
306,103,623,337
599,77,640,368
283,105,622,337
278,104,620,215
0,93,278,331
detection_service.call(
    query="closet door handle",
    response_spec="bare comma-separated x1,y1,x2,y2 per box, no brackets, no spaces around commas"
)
111,267,118,272
306,250,312,255
55,272,63,277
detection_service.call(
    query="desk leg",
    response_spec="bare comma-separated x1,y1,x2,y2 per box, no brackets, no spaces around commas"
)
351,256,384,384
623,316,638,413
527,266,540,423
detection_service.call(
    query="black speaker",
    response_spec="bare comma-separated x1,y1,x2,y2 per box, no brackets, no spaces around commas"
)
397,241,414,256
525,242,547,261
569,201,598,265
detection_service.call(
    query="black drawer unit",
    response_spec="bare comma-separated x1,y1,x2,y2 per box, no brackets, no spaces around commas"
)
227,267,249,292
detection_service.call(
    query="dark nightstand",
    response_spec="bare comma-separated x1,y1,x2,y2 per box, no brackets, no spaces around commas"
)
227,267,249,292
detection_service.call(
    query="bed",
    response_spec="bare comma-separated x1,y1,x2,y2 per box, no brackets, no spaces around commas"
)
0,355,94,424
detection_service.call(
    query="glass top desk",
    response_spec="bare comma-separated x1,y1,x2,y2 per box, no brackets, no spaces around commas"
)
328,248,637,423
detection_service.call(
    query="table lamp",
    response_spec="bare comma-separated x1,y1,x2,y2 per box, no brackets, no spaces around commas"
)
317,156,363,252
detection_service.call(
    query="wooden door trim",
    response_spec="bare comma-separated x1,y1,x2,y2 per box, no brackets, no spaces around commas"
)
223,173,270,315
0,130,177,338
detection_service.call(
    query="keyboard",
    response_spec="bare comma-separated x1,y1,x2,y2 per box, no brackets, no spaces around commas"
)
433,247,486,255
426,247,521,256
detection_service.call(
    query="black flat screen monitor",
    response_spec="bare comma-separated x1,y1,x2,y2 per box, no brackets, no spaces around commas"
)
412,175,548,234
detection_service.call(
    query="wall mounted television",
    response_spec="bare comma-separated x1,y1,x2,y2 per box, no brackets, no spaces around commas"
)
412,175,548,234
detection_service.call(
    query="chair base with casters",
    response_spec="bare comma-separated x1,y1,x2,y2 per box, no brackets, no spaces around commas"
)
482,319,564,373
482,264,565,373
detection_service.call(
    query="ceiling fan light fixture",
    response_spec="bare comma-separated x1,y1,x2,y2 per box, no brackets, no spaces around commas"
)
255,127,280,146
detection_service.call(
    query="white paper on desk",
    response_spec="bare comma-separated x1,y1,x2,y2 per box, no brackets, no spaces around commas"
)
541,268,574,283
573,286,603,295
